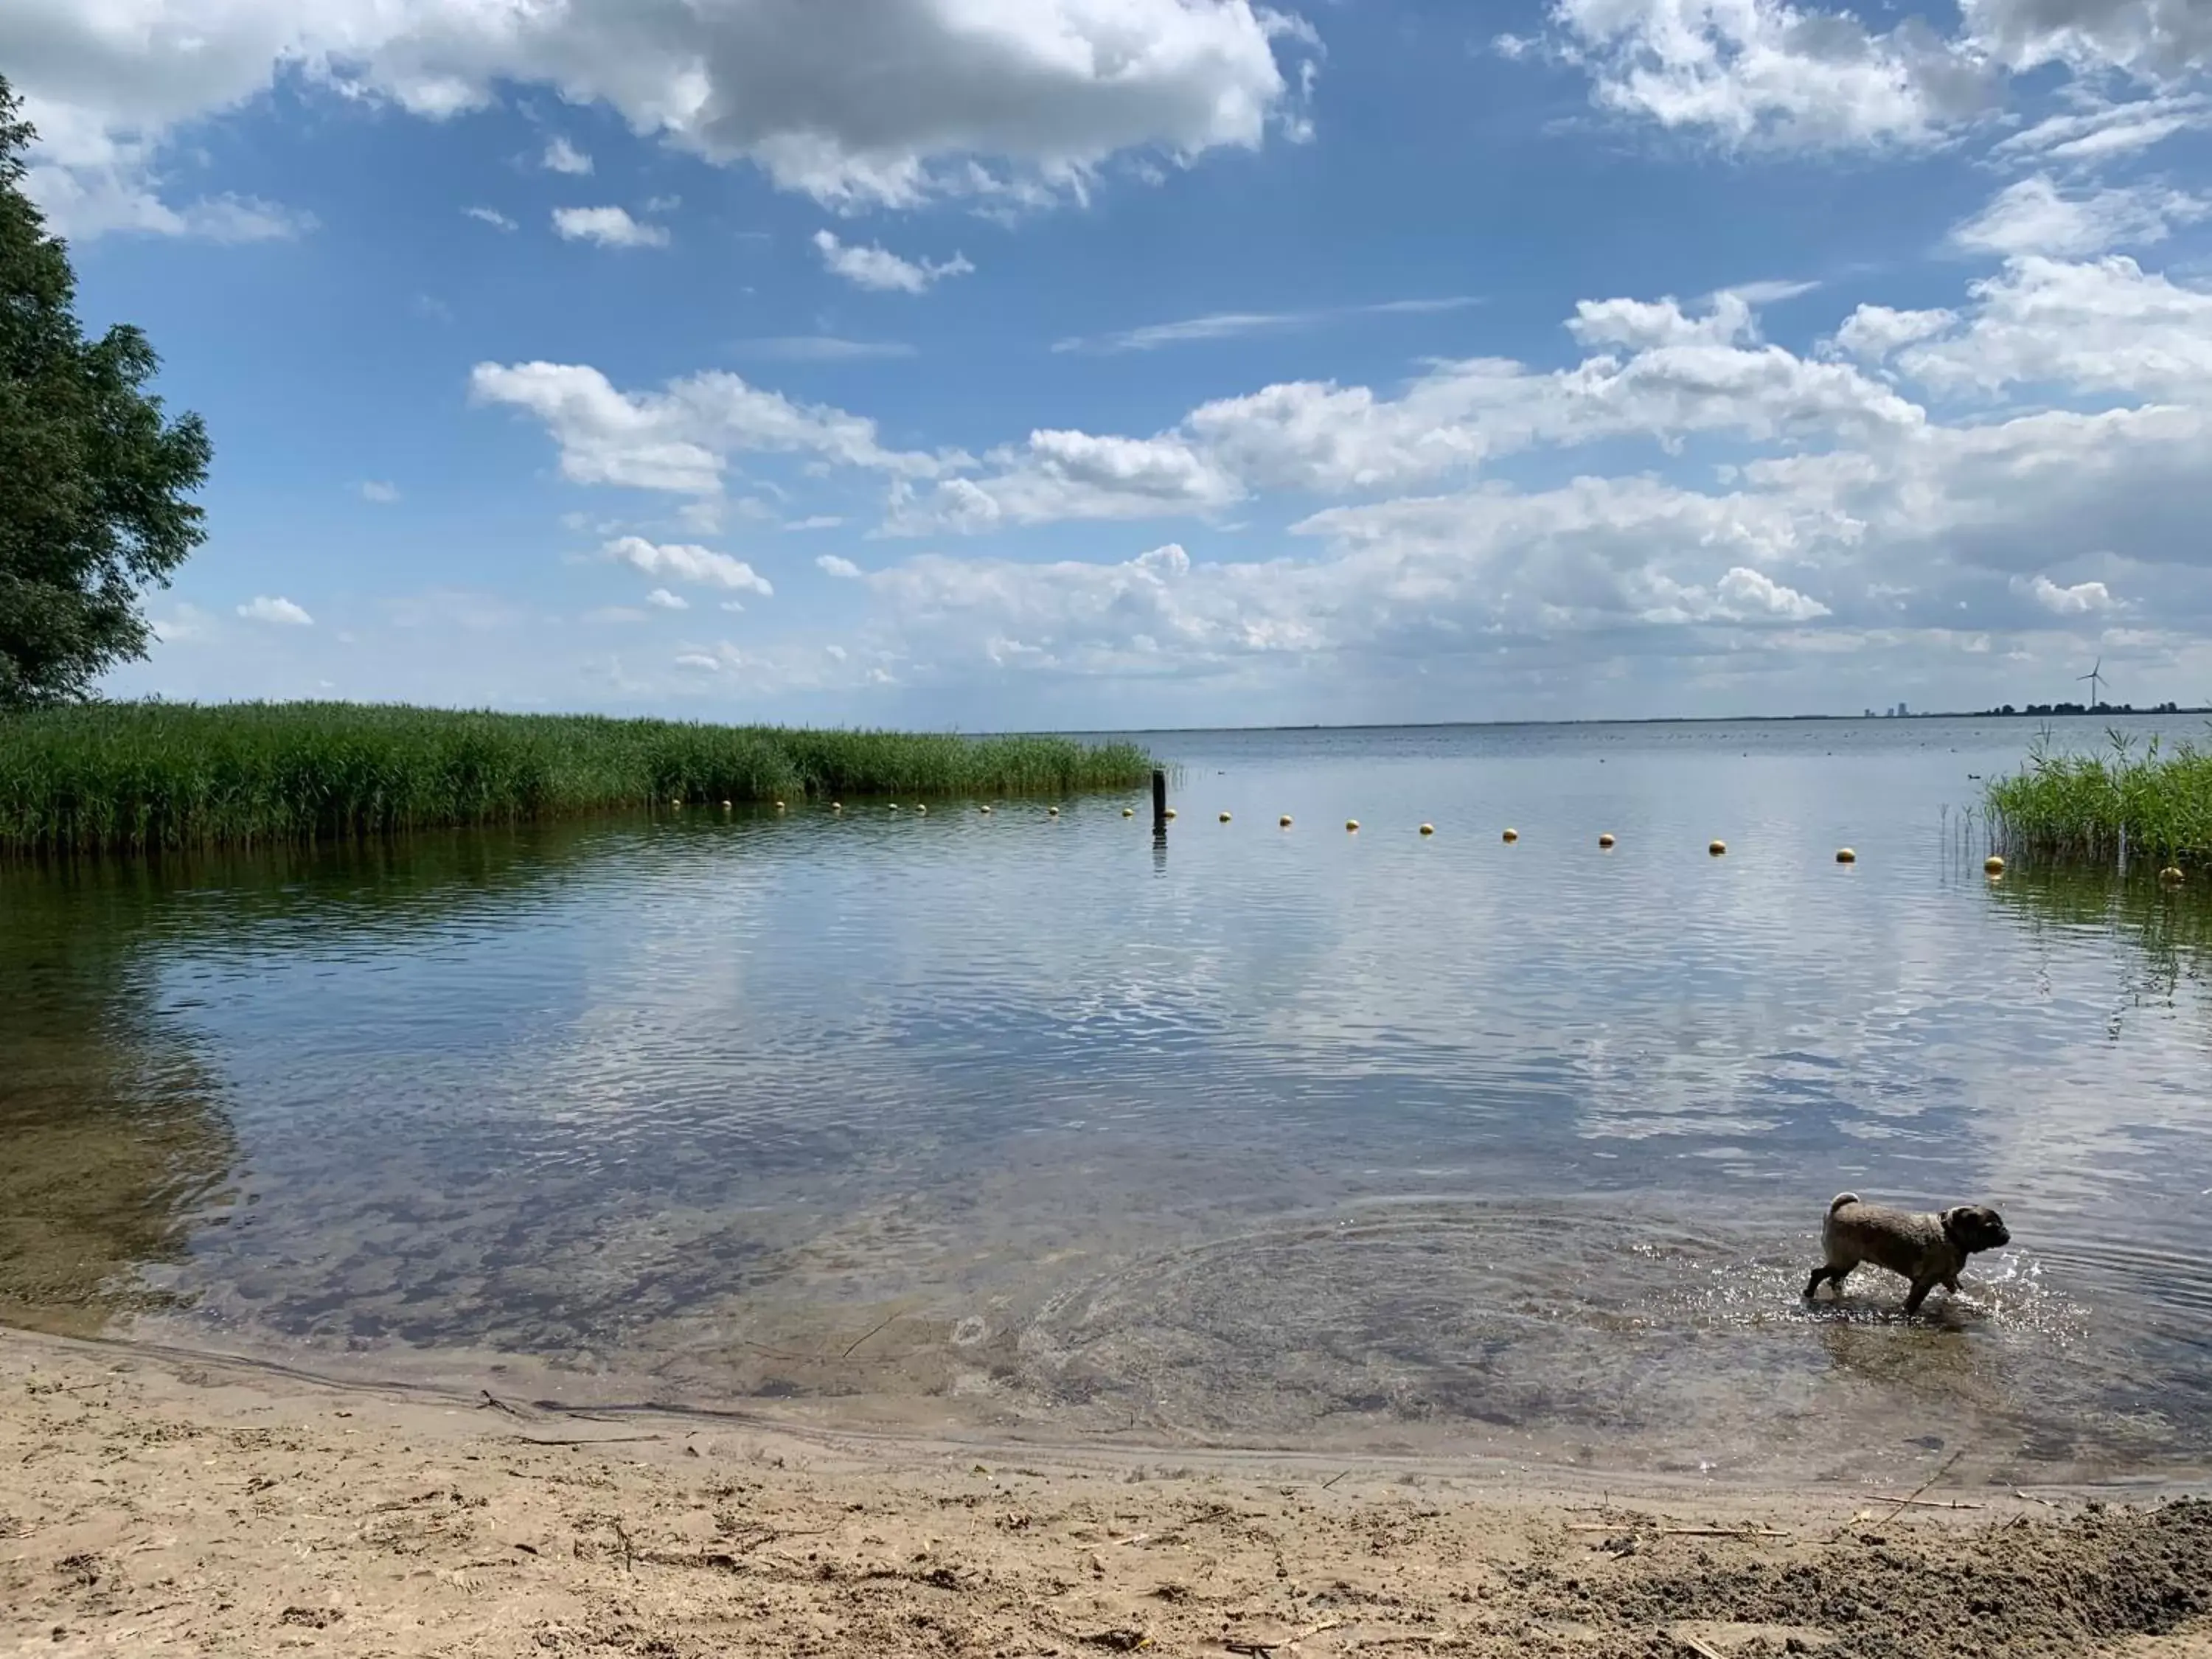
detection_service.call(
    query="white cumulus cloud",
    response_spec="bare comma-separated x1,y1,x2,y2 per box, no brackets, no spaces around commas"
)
542,136,593,175
1895,254,2212,398
2019,574,2117,613
817,554,864,580
1716,565,1831,621
552,206,669,248
1539,0,1994,151
606,536,773,597
1962,0,2212,79
1530,0,2212,156
469,361,950,499
7,0,1310,236
644,587,689,610
1833,305,1959,361
237,595,313,627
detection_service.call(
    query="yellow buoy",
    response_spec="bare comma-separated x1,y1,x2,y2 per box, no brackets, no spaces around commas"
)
1984,854,2006,876
1220,811,1232,823
1709,840,1728,856
889,803,901,812
1346,819,1360,832
773,799,786,810
1836,848,1857,863
1122,807,1133,817
2160,865,2185,883
1598,832,1615,849
672,796,684,807
1279,815,1293,828
981,804,992,814
721,800,732,810
1419,824,1435,836
1502,828,1519,844
1048,805,1060,816
1165,807,1178,820
831,801,843,812
916,804,927,814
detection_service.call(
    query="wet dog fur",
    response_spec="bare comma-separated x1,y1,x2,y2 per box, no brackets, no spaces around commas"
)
1804,1193,2011,1314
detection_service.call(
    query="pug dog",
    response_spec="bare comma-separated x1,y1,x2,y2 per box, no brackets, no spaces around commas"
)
1804,1193,2011,1314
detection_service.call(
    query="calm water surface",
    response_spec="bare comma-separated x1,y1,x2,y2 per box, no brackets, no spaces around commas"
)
6,716,2211,1488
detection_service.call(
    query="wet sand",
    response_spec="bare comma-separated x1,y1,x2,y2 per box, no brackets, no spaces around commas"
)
4,1329,2209,1658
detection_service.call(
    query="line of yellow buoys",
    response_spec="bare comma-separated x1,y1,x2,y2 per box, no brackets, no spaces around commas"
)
709,804,2117,883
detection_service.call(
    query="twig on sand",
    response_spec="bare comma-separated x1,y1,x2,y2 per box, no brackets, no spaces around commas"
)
1674,1632,1727,1659
2012,1488,2057,1508
1567,1524,1790,1540
1225,1624,1349,1658
841,1315,901,1361
1868,1495,1986,1511
1321,1470,1352,1491
477,1390,530,1418
1832,1447,1966,1543
509,1433,666,1447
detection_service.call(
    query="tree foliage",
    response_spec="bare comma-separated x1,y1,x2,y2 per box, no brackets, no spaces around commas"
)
1,74,212,709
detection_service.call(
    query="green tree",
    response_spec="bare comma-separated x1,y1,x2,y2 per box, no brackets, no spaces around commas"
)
1,74,212,709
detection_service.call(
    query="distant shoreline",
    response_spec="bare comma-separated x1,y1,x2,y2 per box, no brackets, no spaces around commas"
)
1088,706,2211,738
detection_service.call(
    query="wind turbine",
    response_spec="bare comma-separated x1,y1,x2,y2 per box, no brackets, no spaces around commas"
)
2079,658,2106,710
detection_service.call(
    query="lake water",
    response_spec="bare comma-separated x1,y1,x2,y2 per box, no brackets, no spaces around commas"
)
6,715,2211,1490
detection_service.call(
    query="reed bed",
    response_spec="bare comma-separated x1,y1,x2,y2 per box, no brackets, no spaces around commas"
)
1985,728,2212,866
0,701,1155,855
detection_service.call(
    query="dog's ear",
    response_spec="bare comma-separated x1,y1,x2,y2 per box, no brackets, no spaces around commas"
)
1941,1206,1970,1239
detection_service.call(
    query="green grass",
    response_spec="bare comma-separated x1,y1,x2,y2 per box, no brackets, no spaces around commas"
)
1986,726,2212,866
0,700,1156,855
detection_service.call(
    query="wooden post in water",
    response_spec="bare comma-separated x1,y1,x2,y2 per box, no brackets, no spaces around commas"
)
1152,768,1168,832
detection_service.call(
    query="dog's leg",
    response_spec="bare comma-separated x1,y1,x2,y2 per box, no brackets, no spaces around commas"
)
1943,1274,1961,1294
1805,1262,1853,1299
1904,1276,1937,1314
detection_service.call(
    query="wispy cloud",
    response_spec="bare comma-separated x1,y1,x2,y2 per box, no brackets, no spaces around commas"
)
1054,295,1483,354
1714,278,1821,305
813,230,974,293
731,336,917,361
358,480,400,504
462,205,517,232
1363,296,1491,316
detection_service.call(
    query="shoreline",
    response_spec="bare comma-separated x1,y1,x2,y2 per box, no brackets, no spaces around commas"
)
7,1328,2208,1657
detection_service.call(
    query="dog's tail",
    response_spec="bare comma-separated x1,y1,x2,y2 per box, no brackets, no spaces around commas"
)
1828,1192,1861,1215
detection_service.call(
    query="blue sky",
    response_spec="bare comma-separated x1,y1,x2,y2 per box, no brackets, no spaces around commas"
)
10,0,2212,728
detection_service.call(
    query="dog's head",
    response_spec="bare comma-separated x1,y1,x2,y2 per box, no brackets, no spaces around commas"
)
1943,1204,2011,1254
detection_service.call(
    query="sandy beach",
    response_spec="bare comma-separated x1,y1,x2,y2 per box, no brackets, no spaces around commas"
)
4,1329,2208,1658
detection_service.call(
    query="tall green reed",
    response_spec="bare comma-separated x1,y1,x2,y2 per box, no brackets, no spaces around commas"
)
1985,725,2212,865
0,701,1155,855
